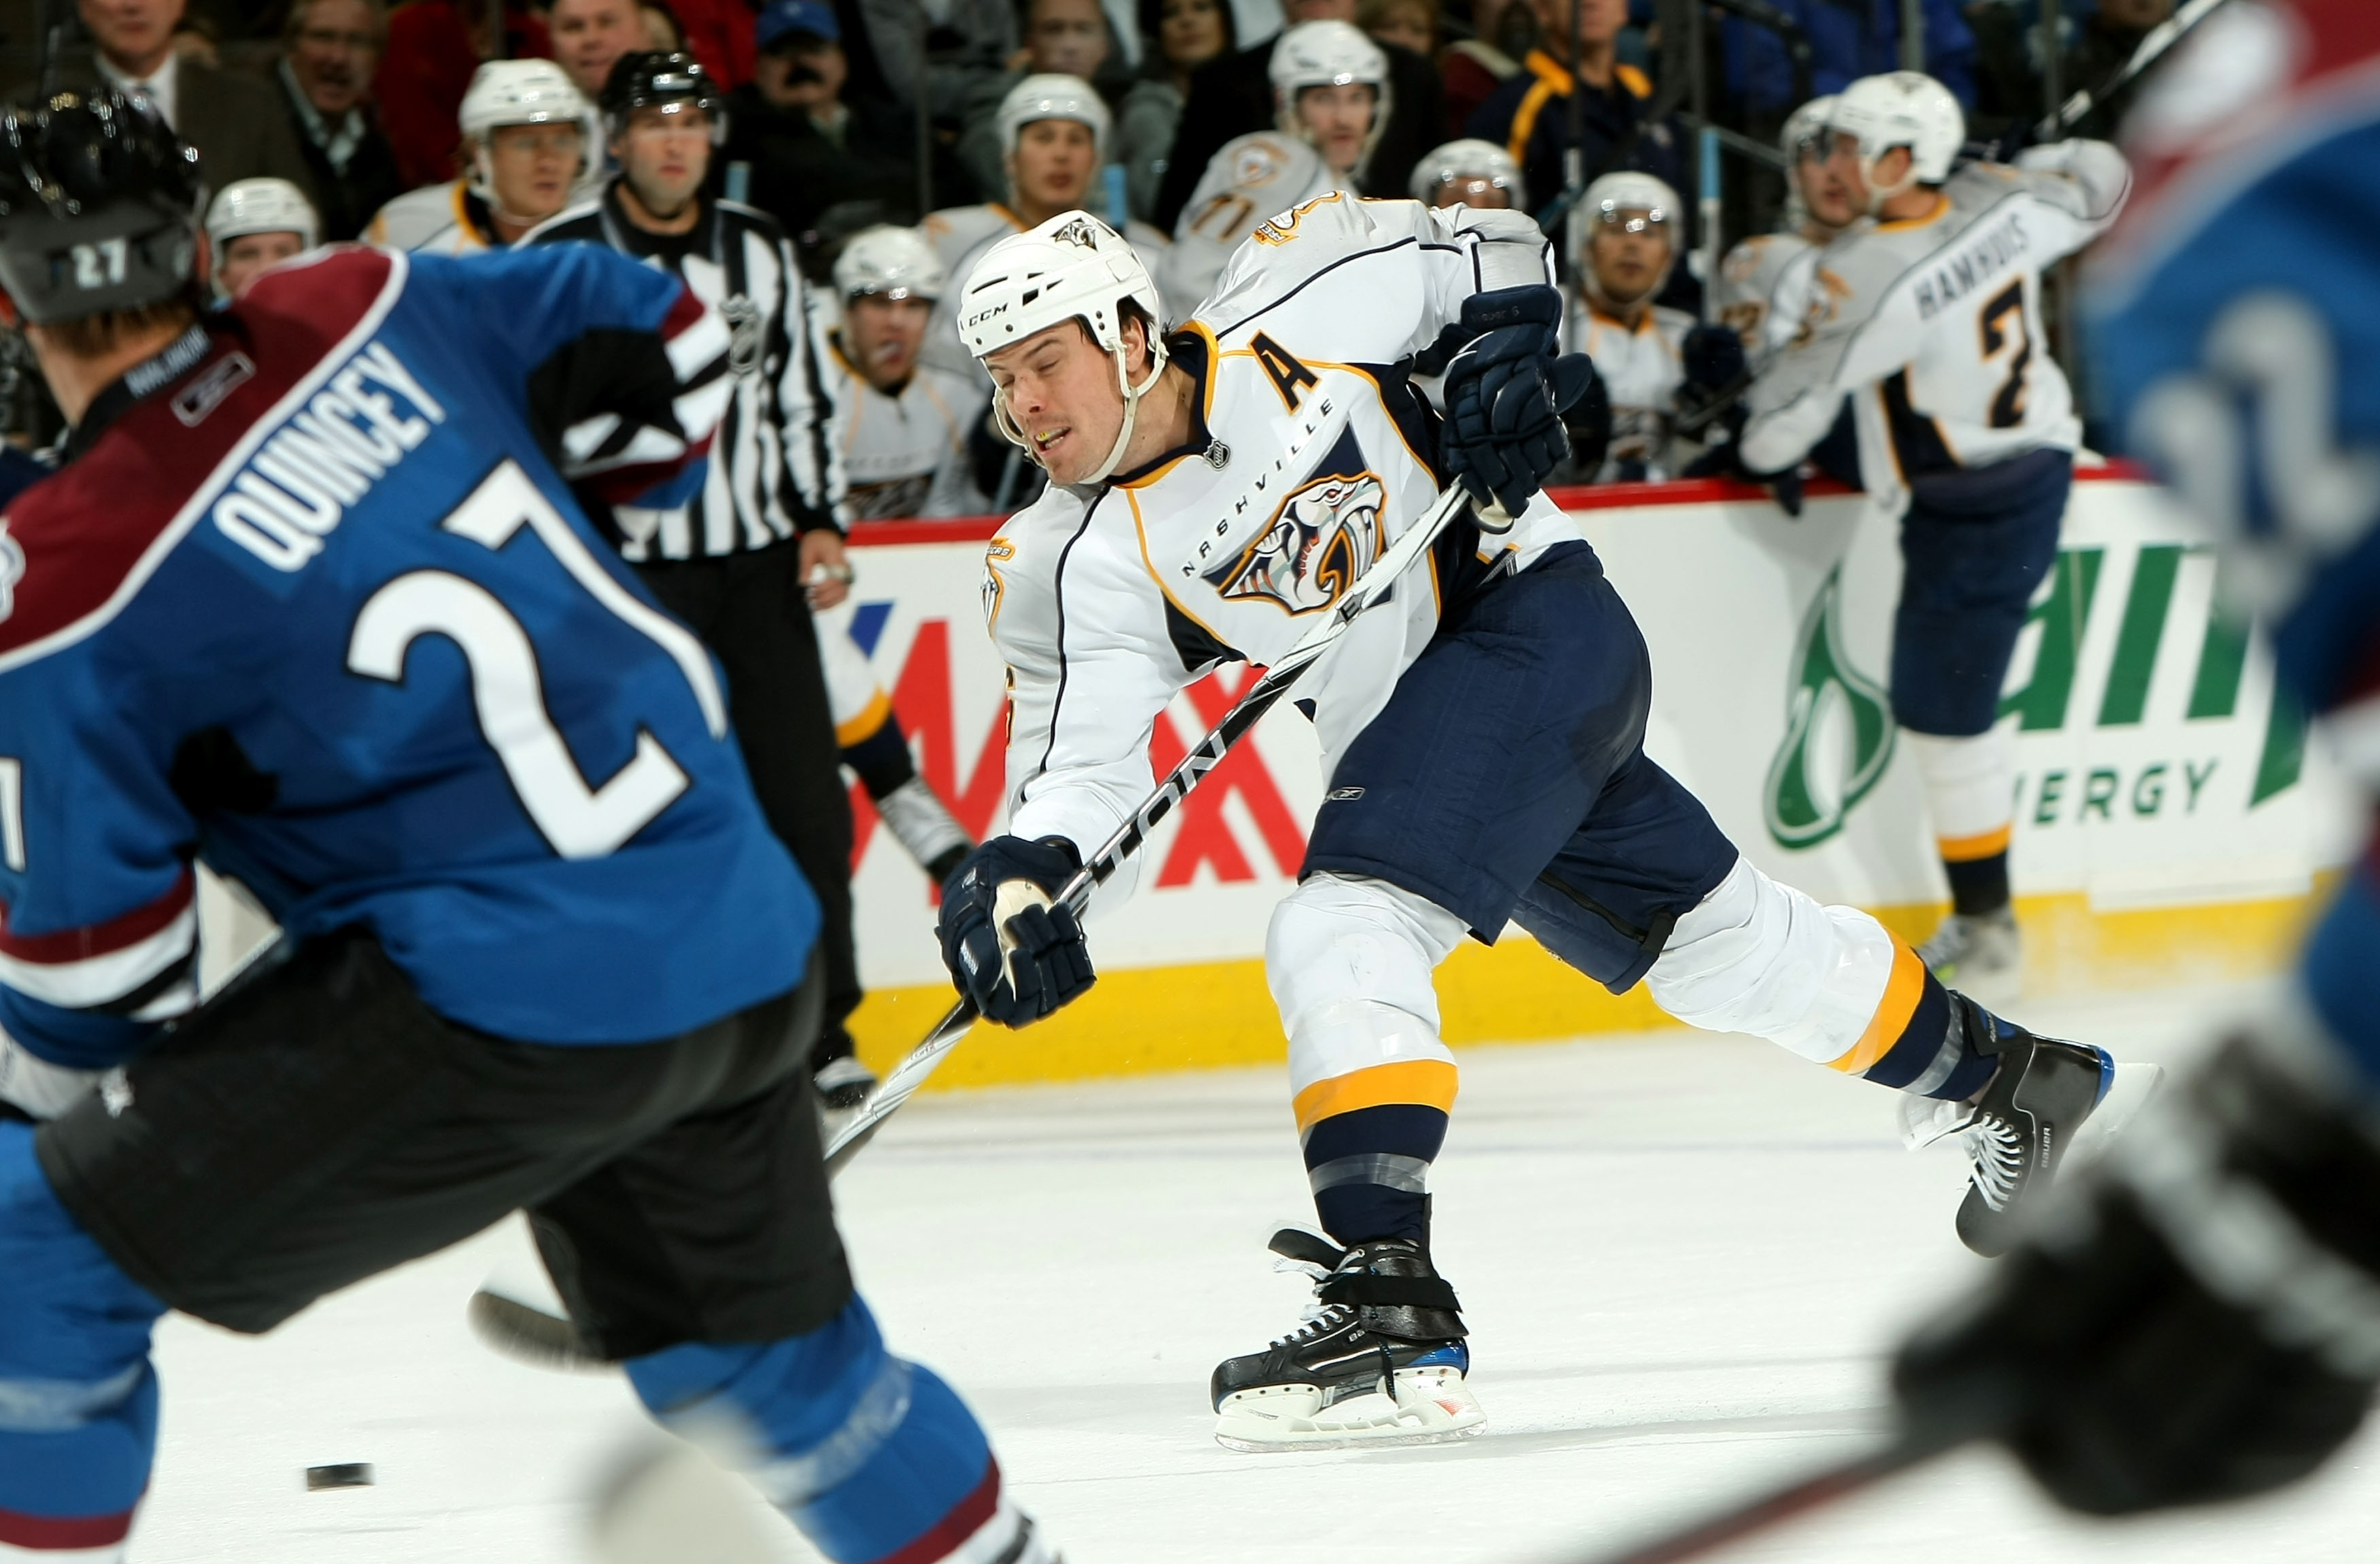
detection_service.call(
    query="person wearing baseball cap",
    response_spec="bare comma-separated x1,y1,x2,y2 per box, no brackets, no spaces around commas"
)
724,0,923,255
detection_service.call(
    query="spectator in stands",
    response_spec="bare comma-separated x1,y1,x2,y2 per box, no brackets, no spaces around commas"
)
957,0,1176,222
48,0,312,190
367,59,593,252
653,0,760,88
851,0,1017,129
1144,0,1234,97
276,0,403,241
1440,0,1531,135
551,0,648,101
1360,0,1435,61
643,4,685,50
725,0,921,254
1971,0,2172,143
1718,0,1975,120
376,0,551,188
205,177,319,299
1465,0,1684,231
1153,0,1446,229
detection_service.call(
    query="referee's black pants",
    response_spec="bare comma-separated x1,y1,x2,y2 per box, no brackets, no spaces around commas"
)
638,537,862,1064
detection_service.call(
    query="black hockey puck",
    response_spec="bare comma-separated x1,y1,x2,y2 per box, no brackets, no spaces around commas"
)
305,1463,375,1491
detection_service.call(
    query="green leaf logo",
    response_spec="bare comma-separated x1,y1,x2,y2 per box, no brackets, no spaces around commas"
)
1766,566,1895,849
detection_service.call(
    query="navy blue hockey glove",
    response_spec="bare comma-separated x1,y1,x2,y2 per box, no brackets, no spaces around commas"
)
1676,324,1749,431
937,836,1096,1027
1438,286,1603,517
1892,1031,2380,1516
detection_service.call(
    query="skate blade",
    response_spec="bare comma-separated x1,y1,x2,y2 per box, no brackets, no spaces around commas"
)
2066,1060,2167,1172
588,1440,777,1564
1213,1373,1486,1452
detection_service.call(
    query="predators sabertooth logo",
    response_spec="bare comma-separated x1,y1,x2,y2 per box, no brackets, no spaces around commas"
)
1206,471,1385,615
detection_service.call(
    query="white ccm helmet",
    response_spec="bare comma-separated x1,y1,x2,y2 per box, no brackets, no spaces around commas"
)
957,211,1168,485
458,60,596,200
834,224,947,301
1269,20,1389,161
1830,71,1965,211
1571,170,1682,303
206,177,319,250
1408,137,1525,209
1780,94,1837,227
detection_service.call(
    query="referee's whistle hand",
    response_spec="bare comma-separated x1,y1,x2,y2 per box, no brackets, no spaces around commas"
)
801,529,853,610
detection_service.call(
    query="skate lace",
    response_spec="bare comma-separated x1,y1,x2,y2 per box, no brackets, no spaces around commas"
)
1269,1256,1355,1347
1960,1111,2026,1210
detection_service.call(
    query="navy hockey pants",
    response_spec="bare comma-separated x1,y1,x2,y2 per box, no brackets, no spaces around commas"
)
1892,449,2072,738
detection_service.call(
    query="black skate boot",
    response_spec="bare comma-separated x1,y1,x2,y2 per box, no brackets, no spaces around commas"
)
1210,1229,1483,1451
1927,993,2116,1258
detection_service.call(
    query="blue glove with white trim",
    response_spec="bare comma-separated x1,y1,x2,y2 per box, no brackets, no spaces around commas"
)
1438,286,1602,517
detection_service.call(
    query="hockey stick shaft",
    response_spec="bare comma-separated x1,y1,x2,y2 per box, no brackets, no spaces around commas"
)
823,479,1485,1174
1569,1422,1973,1564
2035,0,2229,140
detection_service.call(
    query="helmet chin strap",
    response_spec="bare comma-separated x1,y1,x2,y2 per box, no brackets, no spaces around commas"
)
995,331,1173,486
1858,150,1919,216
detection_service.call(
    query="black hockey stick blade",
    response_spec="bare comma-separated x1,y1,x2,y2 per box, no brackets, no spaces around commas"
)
468,1289,609,1373
1565,1417,1977,1564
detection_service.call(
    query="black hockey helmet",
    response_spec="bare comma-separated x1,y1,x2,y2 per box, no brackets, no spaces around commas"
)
0,89,204,326
600,52,728,141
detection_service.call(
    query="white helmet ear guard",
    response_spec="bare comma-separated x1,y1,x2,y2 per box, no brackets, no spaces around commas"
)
958,211,1169,485
1829,71,1965,214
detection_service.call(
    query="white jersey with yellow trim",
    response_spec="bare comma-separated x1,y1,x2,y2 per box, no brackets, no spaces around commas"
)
817,327,991,520
1163,131,1343,318
1714,228,1829,362
983,194,1580,875
1739,140,2131,517
813,597,897,749
365,180,500,254
922,203,1175,379
1562,296,1693,481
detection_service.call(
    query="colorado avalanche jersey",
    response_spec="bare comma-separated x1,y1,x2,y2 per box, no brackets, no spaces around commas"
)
2088,0,2380,758
985,196,1579,868
0,245,817,1068
1740,140,2132,516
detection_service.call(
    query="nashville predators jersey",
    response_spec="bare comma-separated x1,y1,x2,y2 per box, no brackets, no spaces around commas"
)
1563,296,1694,481
1739,141,2131,515
1714,227,1826,362
1163,132,1343,318
817,327,990,520
983,195,1580,868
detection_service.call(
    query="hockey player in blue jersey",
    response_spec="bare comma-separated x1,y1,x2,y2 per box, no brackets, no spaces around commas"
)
1887,0,2380,1518
0,90,1055,1564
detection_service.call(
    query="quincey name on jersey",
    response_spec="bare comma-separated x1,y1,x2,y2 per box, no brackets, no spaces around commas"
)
985,194,1586,885
1741,140,2132,515
0,245,817,1074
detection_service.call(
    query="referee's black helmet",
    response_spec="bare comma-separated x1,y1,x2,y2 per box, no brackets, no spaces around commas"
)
600,52,728,142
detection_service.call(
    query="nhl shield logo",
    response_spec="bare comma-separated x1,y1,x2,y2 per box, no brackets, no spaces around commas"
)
1208,471,1385,615
721,294,764,378
0,522,24,623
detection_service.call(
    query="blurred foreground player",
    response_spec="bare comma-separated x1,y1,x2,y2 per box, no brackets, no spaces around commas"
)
934,206,2151,1451
0,90,1053,1564
527,54,877,1110
1893,0,2380,1518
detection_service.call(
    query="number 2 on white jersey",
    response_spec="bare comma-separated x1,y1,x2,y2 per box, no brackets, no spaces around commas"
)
348,460,727,861
1979,281,2033,430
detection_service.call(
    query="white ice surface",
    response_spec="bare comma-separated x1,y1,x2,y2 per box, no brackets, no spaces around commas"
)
127,979,2380,1563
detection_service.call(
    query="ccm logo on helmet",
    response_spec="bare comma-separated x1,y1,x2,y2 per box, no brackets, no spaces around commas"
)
962,301,1010,330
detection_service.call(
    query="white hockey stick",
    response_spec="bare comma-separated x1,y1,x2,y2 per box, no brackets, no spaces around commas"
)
466,477,1499,1372
825,475,1493,1174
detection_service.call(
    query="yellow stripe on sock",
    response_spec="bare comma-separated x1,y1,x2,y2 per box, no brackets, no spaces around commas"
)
1937,823,2013,863
834,688,894,750
1828,938,1927,1075
1292,1059,1460,1133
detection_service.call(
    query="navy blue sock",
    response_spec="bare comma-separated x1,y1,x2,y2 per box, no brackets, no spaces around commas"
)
1302,1104,1448,1245
1943,851,2011,917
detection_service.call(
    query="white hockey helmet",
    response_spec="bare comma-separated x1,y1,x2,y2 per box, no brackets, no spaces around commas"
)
997,72,1111,160
205,177,319,250
459,60,595,203
1572,170,1681,305
1780,94,1837,162
1829,71,1964,209
1270,21,1389,171
957,210,1169,484
1408,137,1525,209
834,223,947,302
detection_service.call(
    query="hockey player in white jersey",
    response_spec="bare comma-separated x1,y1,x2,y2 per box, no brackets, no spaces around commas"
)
366,60,596,253
921,74,1171,380
933,204,2148,1451
203,177,318,300
813,226,978,893
1719,73,2132,997
1408,137,1525,211
1163,20,1389,311
1713,95,1852,361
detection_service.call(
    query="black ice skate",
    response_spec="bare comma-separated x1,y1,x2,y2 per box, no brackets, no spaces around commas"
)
1210,1229,1484,1451
1900,993,2157,1258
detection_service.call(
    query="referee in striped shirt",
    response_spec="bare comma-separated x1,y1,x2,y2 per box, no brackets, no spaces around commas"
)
528,52,872,1105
